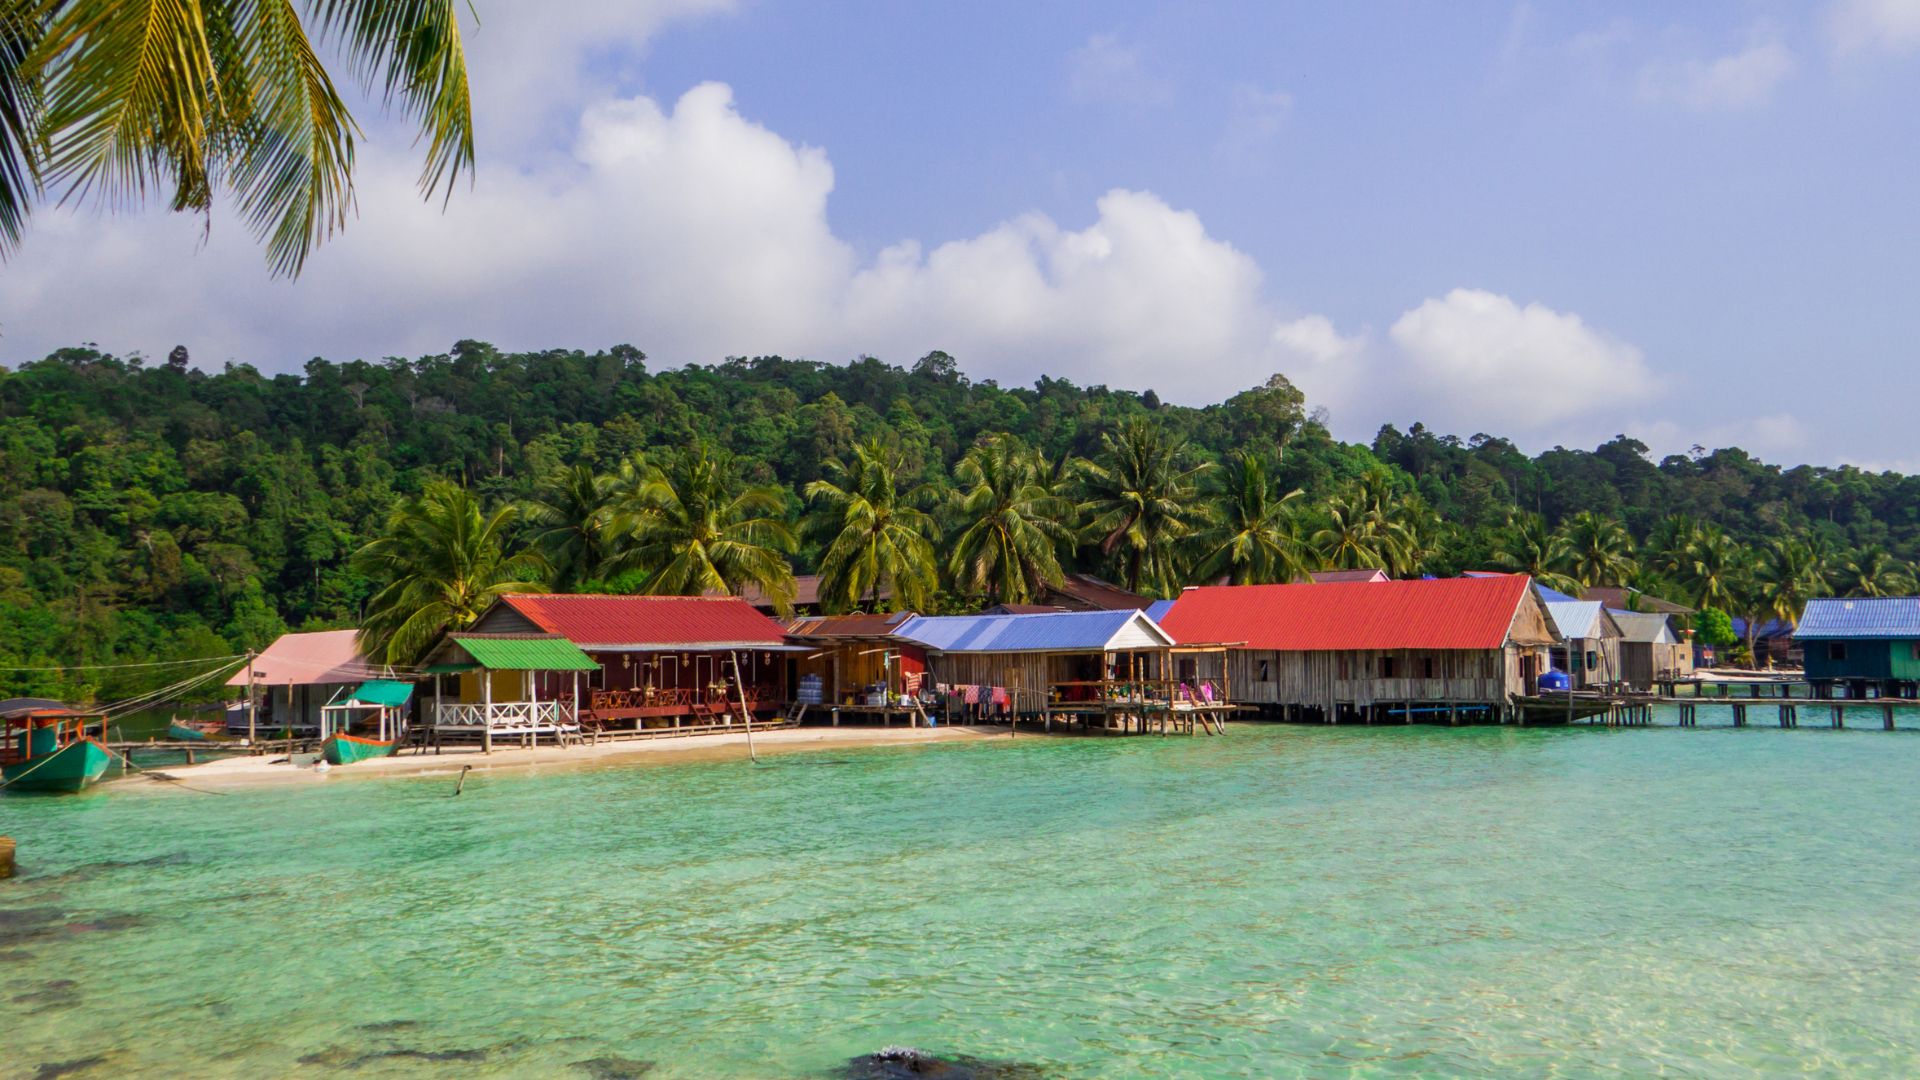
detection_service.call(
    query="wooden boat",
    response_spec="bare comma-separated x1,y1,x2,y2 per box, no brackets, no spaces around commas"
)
321,732,397,765
2,710,114,794
168,721,209,741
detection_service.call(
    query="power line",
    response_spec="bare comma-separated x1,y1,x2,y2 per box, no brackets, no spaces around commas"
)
0,653,248,674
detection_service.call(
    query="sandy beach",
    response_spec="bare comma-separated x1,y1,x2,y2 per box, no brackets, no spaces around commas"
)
114,724,1017,790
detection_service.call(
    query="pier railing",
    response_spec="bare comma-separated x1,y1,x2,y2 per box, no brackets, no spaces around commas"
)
433,700,574,732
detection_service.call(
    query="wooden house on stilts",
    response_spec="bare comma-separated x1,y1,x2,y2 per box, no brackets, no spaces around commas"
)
1157,576,1558,724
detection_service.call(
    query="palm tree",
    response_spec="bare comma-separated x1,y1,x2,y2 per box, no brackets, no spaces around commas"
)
1311,491,1391,572
603,442,798,611
1487,513,1578,592
1197,452,1308,585
1759,537,1827,629
804,438,939,613
522,462,622,591
1075,419,1214,597
948,435,1075,604
2,1,474,273
1665,524,1748,611
353,482,547,664
1382,492,1443,579
1557,511,1637,588
1840,545,1905,597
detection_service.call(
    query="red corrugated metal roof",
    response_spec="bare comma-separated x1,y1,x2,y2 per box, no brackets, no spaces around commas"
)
1158,576,1534,651
500,594,788,647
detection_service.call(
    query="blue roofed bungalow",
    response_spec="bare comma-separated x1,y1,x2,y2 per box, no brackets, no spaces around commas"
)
890,609,1230,729
1794,597,1920,698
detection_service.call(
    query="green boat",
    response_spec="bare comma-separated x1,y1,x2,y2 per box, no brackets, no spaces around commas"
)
168,721,209,741
321,732,398,765
2,710,115,794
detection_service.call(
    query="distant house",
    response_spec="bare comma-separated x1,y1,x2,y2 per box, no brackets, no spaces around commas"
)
783,611,925,713
1157,576,1558,723
1030,572,1154,612
423,594,795,741
1303,568,1389,584
225,629,384,734
1544,601,1623,689
1609,611,1693,689
1579,586,1692,616
736,575,887,616
1730,616,1799,668
891,609,1178,711
1794,597,1920,697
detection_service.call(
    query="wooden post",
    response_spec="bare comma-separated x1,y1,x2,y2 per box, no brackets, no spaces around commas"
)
246,649,258,747
482,666,493,754
0,836,13,879
1832,703,1844,729
1883,703,1895,731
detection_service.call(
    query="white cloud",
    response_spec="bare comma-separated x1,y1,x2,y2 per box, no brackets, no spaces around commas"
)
1385,289,1658,430
1638,35,1796,110
1827,0,1920,55
1066,33,1173,106
1217,84,1293,159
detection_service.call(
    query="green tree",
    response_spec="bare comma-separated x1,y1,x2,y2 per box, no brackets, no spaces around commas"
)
522,461,621,591
1075,418,1214,598
353,482,546,664
1661,523,1748,611
1486,513,1577,592
1759,538,1827,628
605,442,798,611
1557,511,1637,588
1841,546,1906,597
947,435,1074,604
1198,452,1307,585
1,0,474,273
804,438,938,613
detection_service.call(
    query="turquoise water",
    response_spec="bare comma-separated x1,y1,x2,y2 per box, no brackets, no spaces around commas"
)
3,720,1919,1078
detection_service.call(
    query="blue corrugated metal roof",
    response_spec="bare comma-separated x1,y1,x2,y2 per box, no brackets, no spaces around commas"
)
1534,584,1578,604
1795,597,1920,639
1545,601,1606,639
893,610,1162,652
1144,599,1175,622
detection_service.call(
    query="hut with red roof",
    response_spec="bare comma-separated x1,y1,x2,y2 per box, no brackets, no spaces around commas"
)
1156,576,1558,723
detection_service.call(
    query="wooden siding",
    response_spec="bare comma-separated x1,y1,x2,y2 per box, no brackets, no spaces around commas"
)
1228,648,1521,708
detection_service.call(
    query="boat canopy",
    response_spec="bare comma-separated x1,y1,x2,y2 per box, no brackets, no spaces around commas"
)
346,680,414,707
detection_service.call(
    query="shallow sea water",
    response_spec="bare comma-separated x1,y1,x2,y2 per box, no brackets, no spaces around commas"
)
3,718,1918,1078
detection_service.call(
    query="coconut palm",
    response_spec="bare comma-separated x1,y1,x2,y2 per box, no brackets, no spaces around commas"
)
1759,537,1828,629
353,482,547,664
604,442,798,612
947,435,1075,604
804,438,939,613
1075,419,1214,597
1382,492,1443,579
1840,545,1906,597
1487,513,1578,592
1197,452,1308,585
1664,524,1749,611
1,1,473,274
1311,490,1390,572
522,462,623,591
1557,511,1637,588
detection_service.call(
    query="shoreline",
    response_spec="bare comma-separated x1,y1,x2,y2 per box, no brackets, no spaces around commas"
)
113,724,1017,791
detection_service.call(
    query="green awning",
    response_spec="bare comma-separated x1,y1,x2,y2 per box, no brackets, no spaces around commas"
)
347,679,414,707
423,662,477,675
451,635,599,671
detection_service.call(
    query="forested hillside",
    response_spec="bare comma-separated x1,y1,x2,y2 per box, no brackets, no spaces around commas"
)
4,341,1915,699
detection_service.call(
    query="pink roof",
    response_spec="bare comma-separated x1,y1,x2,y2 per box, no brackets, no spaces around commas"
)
1306,568,1390,584
1158,576,1535,652
225,630,375,686
500,594,788,648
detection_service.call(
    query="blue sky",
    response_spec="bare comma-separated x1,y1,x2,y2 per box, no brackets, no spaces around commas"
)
3,2,1918,468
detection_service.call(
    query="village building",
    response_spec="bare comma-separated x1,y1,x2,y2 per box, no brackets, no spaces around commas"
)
782,611,927,723
1543,601,1624,690
1794,597,1920,698
423,594,797,743
225,629,391,735
1610,610,1695,690
1156,576,1558,724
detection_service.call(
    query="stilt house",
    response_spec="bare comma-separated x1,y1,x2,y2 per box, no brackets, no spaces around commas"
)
1543,601,1623,689
1157,576,1558,723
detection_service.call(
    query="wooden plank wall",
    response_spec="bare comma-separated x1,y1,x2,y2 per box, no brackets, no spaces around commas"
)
1231,648,1516,708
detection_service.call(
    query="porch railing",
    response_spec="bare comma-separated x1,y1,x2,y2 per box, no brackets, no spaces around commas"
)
433,700,575,731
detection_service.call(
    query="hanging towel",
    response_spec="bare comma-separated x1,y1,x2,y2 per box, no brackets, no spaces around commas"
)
963,684,981,704
904,671,924,694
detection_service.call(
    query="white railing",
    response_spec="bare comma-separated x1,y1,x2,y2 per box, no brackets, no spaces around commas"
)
433,700,575,731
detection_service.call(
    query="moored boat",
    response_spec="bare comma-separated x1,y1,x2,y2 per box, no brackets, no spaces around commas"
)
2,710,115,794
321,732,398,765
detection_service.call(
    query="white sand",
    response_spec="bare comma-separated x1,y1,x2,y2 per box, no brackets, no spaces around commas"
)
114,724,1016,790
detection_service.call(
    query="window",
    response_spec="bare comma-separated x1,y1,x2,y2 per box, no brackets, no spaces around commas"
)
1586,650,1599,671
1336,654,1350,680
1421,656,1436,679
1258,659,1270,683
1380,655,1399,679
1829,643,1848,662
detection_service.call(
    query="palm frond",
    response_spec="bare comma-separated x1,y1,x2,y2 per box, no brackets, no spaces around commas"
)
310,0,472,200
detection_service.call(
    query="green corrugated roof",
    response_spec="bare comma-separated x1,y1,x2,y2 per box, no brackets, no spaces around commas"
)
451,635,599,671
348,679,414,707
423,662,477,674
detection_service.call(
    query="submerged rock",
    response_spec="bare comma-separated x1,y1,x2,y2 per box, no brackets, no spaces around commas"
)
14,978,81,1007
570,1055,657,1079
352,1019,421,1033
62,914,147,934
0,907,67,945
843,1047,1050,1079
32,1057,106,1080
298,1045,488,1069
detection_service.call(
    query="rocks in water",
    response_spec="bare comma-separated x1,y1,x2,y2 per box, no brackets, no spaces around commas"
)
299,1045,489,1069
0,907,67,945
352,1019,421,1033
14,978,81,1007
844,1047,1050,1080
570,1055,657,1079
1,835,15,878
32,1057,106,1080
62,914,147,934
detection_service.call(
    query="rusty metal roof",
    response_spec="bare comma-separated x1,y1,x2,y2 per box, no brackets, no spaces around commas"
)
499,594,789,649
784,611,917,639
1158,576,1536,651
